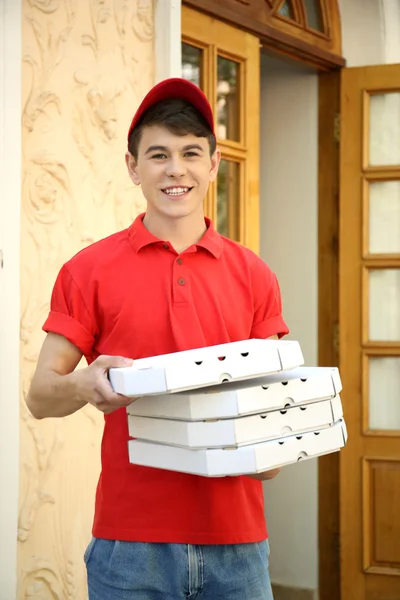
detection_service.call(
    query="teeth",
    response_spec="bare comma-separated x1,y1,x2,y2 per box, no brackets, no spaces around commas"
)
164,187,189,195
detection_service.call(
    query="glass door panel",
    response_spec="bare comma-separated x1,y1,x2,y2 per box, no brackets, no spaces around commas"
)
369,93,400,166
369,357,400,430
369,269,400,341
216,159,240,240
369,180,400,254
182,43,203,88
217,56,240,141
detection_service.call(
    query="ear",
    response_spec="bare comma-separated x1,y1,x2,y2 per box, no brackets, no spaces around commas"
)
125,152,141,185
209,148,221,182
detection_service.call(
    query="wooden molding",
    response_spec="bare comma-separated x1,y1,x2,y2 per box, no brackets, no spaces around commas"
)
183,0,345,70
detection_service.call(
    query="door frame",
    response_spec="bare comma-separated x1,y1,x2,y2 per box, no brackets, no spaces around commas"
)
317,69,341,600
0,0,22,596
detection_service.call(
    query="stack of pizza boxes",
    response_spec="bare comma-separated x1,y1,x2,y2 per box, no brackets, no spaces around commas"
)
109,339,347,477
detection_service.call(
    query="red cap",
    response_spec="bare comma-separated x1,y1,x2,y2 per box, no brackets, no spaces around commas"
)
127,78,215,141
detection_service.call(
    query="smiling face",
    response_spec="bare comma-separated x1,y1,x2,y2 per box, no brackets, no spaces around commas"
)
125,124,220,221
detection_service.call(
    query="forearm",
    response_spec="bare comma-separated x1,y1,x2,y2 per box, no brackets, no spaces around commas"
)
27,369,87,419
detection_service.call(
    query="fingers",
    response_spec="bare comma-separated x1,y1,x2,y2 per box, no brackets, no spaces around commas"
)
91,375,132,412
247,467,281,481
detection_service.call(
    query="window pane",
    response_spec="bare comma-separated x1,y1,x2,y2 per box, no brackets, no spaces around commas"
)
369,269,400,341
369,357,400,430
217,57,240,141
278,0,295,19
369,181,400,254
182,43,202,88
304,0,324,32
217,160,240,239
369,93,400,166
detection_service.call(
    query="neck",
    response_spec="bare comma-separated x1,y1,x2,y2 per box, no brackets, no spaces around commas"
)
143,209,207,254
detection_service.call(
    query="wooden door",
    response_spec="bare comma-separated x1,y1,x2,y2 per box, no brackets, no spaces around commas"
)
181,6,260,253
340,64,400,600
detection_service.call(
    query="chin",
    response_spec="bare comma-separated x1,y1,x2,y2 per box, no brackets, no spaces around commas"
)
160,203,200,219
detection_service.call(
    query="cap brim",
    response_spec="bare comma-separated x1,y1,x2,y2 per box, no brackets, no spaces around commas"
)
127,78,215,140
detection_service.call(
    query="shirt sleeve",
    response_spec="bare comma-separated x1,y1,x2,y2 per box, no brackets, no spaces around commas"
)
42,265,98,357
250,260,289,340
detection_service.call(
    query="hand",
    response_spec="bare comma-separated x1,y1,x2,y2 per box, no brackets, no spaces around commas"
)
247,467,282,481
73,354,135,415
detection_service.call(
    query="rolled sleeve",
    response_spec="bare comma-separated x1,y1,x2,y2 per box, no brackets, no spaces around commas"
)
43,311,95,356
42,265,98,357
250,264,289,339
251,314,289,339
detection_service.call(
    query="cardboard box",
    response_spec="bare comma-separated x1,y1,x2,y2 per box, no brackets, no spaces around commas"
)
127,366,341,420
128,419,347,477
109,339,304,397
128,395,343,449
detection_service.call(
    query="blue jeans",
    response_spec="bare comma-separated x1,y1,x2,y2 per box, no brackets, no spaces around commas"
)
85,538,274,599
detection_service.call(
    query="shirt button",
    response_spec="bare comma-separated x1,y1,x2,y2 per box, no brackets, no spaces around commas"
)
178,278,186,285
177,258,183,265
162,243,169,250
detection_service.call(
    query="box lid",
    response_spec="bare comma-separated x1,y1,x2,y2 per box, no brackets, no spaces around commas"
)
127,366,341,420
110,339,304,397
128,419,347,477
128,395,343,449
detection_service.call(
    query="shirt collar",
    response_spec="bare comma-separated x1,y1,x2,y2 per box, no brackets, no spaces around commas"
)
128,213,223,258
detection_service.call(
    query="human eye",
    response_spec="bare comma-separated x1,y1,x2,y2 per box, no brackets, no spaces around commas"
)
184,151,200,158
151,153,167,160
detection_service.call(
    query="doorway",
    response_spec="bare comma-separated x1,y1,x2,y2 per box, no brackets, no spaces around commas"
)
260,50,320,598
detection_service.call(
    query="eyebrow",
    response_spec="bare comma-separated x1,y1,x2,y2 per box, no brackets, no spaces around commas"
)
144,144,205,155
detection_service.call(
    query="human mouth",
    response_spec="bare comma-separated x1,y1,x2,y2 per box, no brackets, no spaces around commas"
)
162,186,193,199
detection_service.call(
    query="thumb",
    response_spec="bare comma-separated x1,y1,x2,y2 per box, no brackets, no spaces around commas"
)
96,355,134,370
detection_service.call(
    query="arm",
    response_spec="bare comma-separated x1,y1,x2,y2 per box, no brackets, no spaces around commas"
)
26,332,133,419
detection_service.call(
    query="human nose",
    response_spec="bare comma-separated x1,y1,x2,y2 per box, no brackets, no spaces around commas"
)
165,155,187,178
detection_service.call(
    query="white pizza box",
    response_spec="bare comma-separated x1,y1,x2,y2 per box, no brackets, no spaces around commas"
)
127,367,341,420
109,339,304,397
128,419,348,477
128,395,343,449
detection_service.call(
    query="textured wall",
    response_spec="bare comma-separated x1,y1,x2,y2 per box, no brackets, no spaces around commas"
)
19,1,153,597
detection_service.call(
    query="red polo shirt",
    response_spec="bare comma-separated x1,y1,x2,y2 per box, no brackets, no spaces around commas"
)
43,213,289,544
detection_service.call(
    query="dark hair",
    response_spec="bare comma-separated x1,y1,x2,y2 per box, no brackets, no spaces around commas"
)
127,98,217,159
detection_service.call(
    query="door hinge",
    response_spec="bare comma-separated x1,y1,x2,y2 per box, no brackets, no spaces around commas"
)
333,112,340,143
333,322,339,356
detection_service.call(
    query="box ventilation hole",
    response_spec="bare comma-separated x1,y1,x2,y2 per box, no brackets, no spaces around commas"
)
241,352,249,357
300,406,307,411
297,451,308,461
195,361,203,366
260,414,267,420
261,386,269,390
219,373,232,383
218,356,226,361
281,381,288,386
300,378,307,382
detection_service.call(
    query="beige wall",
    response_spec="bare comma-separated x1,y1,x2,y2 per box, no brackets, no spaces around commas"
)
17,0,153,598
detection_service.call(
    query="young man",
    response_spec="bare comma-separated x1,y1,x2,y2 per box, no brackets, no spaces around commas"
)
27,78,289,599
